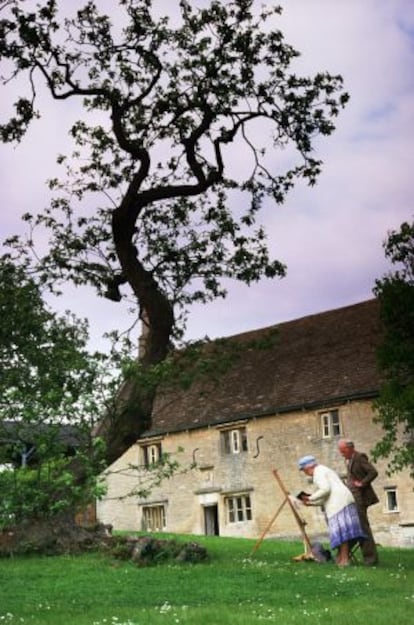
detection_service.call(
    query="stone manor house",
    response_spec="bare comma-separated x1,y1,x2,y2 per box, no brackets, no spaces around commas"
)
97,299,414,548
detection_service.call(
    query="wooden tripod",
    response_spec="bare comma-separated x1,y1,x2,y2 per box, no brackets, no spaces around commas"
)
252,468,314,560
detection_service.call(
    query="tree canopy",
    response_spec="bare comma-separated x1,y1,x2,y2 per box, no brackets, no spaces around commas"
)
1,0,348,463
0,259,111,525
372,220,414,475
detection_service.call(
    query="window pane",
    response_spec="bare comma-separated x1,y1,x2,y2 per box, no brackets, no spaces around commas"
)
142,444,162,467
228,498,235,523
236,497,243,521
386,490,398,511
321,414,330,437
222,428,248,454
232,430,240,453
332,411,340,435
142,446,149,466
143,505,166,531
321,411,340,437
223,431,231,454
332,422,341,436
245,495,251,519
226,495,253,523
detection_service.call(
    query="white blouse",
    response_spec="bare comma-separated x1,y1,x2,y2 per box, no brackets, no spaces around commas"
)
307,464,355,518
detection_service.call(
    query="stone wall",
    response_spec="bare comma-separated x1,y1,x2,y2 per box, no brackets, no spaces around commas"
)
97,398,414,547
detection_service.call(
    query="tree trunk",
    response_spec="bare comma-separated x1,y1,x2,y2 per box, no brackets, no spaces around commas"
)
93,201,175,467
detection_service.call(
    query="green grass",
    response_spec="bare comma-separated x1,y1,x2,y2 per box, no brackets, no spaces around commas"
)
0,534,413,625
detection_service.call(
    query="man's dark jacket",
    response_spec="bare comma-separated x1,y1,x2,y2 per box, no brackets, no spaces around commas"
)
347,451,379,507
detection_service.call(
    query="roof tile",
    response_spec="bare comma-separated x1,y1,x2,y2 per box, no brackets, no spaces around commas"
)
145,299,383,437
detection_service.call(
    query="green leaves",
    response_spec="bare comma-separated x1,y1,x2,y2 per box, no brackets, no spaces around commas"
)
372,220,414,475
0,259,119,524
1,1,349,469
0,97,38,143
1,2,347,326
0,260,95,417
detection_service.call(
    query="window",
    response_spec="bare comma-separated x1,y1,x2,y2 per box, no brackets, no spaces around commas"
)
222,427,248,454
320,410,341,438
142,505,166,531
226,494,252,523
384,487,399,512
141,442,162,467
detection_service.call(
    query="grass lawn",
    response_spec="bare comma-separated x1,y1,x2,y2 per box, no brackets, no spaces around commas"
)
0,534,413,625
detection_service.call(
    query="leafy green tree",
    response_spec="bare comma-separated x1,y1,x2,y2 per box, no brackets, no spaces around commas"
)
0,259,110,526
0,0,348,464
372,220,414,475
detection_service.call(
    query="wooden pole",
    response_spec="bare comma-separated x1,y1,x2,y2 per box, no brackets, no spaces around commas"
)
272,468,314,555
251,496,288,554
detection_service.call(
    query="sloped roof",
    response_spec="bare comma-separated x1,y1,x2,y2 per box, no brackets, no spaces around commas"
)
145,299,383,437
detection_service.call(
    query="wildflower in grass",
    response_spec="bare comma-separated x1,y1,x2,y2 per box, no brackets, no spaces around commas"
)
159,601,172,614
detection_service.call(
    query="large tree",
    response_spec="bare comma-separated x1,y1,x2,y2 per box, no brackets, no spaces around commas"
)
372,220,414,476
0,0,348,465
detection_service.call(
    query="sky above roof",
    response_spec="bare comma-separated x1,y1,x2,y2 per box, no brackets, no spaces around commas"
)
1,0,413,352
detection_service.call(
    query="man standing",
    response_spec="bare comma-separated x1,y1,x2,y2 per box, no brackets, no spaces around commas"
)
338,439,379,566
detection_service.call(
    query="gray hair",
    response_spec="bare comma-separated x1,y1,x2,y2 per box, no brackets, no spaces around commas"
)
338,438,355,448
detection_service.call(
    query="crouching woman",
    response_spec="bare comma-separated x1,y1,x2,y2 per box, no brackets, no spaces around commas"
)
298,455,366,566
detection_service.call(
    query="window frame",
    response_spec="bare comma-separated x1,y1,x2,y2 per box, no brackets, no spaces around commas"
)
320,409,341,439
225,493,252,523
141,442,162,467
141,504,166,531
384,487,399,513
222,427,248,455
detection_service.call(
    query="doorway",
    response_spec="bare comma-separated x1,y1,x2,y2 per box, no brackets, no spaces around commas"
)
203,504,219,536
